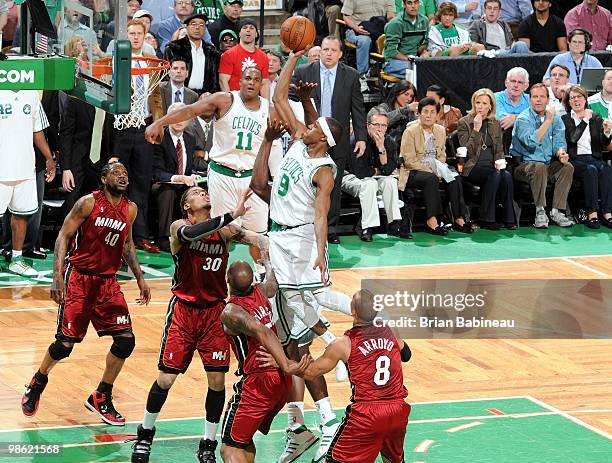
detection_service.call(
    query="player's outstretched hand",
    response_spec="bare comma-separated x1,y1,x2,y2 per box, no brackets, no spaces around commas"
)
313,254,328,286
285,353,312,376
265,119,287,142
290,80,318,102
50,276,65,305
136,280,151,305
232,189,253,219
144,122,162,144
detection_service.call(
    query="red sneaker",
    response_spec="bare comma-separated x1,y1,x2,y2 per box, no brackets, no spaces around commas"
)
21,376,47,417
84,391,125,426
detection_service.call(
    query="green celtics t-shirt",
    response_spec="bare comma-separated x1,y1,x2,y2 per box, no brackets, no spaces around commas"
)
435,23,470,56
193,0,223,22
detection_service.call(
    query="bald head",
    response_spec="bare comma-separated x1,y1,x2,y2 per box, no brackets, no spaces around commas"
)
352,290,377,323
227,261,254,294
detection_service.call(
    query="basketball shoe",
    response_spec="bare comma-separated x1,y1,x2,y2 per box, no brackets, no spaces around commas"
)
84,390,125,425
21,374,48,416
277,425,318,463
312,418,340,462
196,438,217,463
130,425,156,463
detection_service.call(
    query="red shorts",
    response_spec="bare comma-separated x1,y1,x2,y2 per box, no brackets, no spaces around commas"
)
56,265,131,342
221,370,292,448
158,297,230,374
328,400,410,463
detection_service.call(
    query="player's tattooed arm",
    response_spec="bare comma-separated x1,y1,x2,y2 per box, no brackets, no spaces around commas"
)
302,336,351,381
50,195,94,304
124,203,151,305
257,249,278,298
221,304,310,375
225,226,269,252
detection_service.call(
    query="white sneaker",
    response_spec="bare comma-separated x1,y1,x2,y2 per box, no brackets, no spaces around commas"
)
312,418,340,462
550,210,575,227
335,361,348,382
277,425,318,463
8,257,38,277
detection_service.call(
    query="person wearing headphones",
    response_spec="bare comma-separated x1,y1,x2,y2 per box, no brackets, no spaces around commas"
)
564,0,612,52
543,28,603,85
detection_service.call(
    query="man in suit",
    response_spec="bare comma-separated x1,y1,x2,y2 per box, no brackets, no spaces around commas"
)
164,13,221,95
159,58,199,113
291,36,367,243
152,103,197,252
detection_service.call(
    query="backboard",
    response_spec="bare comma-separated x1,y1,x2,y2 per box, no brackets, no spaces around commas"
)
19,0,132,113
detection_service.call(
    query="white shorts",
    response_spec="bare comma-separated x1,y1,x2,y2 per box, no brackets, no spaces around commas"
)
207,168,269,233
273,291,330,347
0,179,38,217
269,223,330,290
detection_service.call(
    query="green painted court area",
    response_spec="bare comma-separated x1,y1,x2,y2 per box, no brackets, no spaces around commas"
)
0,227,610,287
0,397,608,462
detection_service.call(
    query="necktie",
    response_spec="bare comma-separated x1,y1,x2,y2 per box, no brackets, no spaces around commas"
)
174,89,181,103
134,59,145,99
321,70,332,118
176,139,184,175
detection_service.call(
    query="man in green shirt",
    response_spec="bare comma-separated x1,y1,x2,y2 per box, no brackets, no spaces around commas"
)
395,0,437,24
193,0,223,22
588,69,612,120
383,0,429,78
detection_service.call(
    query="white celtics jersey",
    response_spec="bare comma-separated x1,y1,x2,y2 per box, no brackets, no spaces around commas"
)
210,91,269,171
0,90,48,181
270,140,337,227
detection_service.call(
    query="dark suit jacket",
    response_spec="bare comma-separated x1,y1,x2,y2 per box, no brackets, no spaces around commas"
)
291,61,367,159
189,117,214,153
164,36,221,95
561,113,612,160
159,82,199,114
153,128,196,182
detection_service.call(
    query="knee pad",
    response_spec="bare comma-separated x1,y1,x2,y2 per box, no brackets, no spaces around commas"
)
48,340,73,361
311,288,352,316
110,335,135,359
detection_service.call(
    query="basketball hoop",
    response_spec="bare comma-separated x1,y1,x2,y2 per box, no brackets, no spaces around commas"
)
93,56,170,130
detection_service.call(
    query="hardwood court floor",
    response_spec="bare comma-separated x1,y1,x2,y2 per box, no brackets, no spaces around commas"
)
0,254,610,439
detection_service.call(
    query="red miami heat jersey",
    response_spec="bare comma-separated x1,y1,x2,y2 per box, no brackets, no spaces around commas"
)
67,191,130,275
227,285,277,376
345,325,408,403
171,229,229,306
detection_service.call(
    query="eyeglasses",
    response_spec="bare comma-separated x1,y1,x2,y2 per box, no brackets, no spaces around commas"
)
368,123,388,128
188,22,206,28
550,72,568,78
222,37,237,42
569,94,584,100
508,79,526,85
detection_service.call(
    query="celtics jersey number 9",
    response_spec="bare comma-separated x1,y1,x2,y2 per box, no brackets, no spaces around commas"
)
270,140,337,227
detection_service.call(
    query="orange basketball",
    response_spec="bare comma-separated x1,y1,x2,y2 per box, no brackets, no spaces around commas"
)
280,16,316,52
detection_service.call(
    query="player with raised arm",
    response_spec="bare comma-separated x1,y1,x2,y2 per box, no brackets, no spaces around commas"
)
131,186,268,463
21,162,150,425
219,257,310,463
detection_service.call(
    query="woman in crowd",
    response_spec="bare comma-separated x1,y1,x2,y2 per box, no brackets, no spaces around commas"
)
425,84,462,135
399,97,472,235
376,80,418,149
561,85,612,229
457,88,516,230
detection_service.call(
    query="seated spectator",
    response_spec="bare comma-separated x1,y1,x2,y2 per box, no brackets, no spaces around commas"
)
207,0,243,49
547,64,571,116
324,0,343,38
543,28,603,85
457,88,516,230
495,67,530,148
451,0,482,28
376,80,418,149
428,2,485,57
106,9,157,56
193,0,224,21
219,28,238,52
399,97,472,235
500,0,533,37
469,0,530,55
218,19,270,97
425,84,462,135
307,45,321,63
152,102,197,252
517,0,567,53
342,0,396,91
159,59,199,113
342,107,405,241
561,85,612,229
164,12,220,95
158,0,212,52
267,50,284,98
588,69,612,119
510,83,574,228
564,0,612,52
383,0,429,79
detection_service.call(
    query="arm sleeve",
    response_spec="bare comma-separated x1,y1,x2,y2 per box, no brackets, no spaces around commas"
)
514,117,540,153
351,74,367,142
400,342,412,362
551,117,567,154
33,99,49,132
218,51,233,75
178,212,235,242
563,11,579,36
383,21,401,59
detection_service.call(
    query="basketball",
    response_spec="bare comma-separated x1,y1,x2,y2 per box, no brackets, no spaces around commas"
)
280,16,316,52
